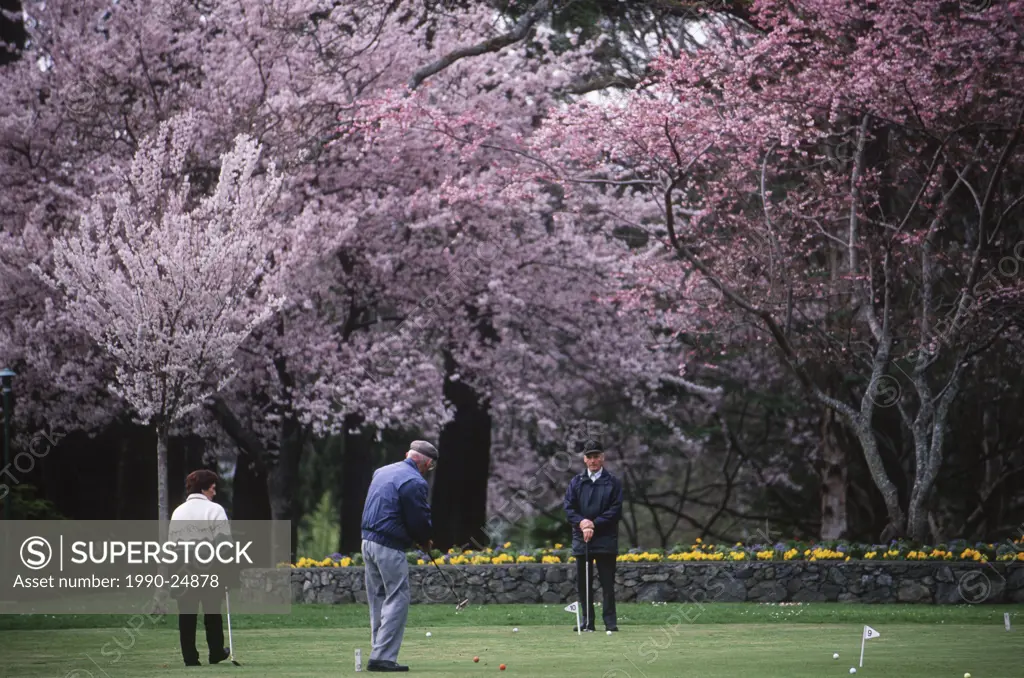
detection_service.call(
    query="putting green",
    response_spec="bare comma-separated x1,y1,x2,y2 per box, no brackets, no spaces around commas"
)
0,604,1021,677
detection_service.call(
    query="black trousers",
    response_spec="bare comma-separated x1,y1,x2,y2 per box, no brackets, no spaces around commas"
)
576,552,617,629
177,588,225,663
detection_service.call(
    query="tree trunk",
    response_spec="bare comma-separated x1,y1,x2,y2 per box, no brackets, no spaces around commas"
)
205,395,273,520
266,414,305,562
156,424,169,524
431,352,491,551
340,413,375,554
233,450,271,520
847,416,906,539
819,406,849,540
907,451,939,541
168,434,206,508
116,435,132,520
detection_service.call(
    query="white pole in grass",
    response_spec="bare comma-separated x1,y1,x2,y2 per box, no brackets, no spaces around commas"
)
565,601,581,635
1005,612,1012,631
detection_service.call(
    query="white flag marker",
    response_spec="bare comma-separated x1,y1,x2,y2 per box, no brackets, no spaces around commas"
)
565,601,581,635
859,625,880,667
1005,612,1011,631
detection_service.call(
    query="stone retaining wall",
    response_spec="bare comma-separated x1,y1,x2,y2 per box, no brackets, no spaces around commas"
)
281,562,1023,605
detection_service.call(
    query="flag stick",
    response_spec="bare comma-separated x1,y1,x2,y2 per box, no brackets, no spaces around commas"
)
859,626,866,668
576,604,581,636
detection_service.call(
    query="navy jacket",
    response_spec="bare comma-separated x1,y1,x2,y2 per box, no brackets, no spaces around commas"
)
361,458,432,551
563,468,623,555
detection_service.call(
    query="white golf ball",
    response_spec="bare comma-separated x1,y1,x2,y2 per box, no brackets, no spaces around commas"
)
833,653,839,659
849,668,856,674
425,632,431,637
965,673,971,678
607,630,613,635
512,627,519,632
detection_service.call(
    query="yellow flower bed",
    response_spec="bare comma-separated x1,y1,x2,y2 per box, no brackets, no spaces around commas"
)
617,552,662,562
667,551,725,561
960,548,987,561
289,539,1023,567
293,556,352,568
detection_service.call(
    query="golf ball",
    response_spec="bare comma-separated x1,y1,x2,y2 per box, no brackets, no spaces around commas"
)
607,630,613,635
473,657,480,663
512,627,518,632
833,653,839,659
425,632,432,637
965,674,971,678
849,668,856,674
500,663,507,671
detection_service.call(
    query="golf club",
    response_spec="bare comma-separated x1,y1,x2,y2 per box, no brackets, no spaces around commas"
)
419,546,469,610
584,539,590,631
224,588,241,666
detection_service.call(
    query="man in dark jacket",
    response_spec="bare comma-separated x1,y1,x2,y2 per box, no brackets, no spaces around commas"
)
360,440,437,672
563,440,623,632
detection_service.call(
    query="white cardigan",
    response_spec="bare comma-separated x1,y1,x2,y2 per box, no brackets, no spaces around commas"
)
168,494,231,542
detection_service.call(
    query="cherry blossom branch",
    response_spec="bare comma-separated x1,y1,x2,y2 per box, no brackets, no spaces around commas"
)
978,98,1024,240
408,0,553,90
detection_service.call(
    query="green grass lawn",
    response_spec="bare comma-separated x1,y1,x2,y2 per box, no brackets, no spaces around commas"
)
1,604,1022,678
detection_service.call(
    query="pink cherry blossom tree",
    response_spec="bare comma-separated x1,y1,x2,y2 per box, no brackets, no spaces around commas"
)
530,0,1024,540
35,112,285,521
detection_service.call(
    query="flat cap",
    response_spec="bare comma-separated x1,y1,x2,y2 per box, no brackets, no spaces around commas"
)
574,439,603,456
410,440,439,460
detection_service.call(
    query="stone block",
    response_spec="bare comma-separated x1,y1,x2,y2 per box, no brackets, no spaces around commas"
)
636,582,674,602
641,572,670,582
541,590,562,603
897,581,932,603
748,581,786,602
546,569,567,584
861,587,892,603
821,584,843,601
793,588,827,602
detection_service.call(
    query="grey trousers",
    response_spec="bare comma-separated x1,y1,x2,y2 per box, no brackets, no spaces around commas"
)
362,539,411,663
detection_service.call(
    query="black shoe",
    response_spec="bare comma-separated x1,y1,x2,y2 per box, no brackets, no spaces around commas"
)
209,647,231,664
367,659,410,672
183,658,201,667
606,626,619,632
572,625,595,632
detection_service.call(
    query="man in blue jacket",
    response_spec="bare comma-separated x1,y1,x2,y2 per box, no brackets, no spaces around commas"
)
361,440,438,672
564,439,623,632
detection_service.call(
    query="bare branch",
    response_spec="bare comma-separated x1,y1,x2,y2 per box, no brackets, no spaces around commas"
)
408,0,553,90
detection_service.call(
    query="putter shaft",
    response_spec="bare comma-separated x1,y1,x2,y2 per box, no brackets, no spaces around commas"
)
422,546,469,608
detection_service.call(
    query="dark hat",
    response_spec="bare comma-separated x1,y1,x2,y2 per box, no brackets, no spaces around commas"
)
410,440,439,460
574,439,603,456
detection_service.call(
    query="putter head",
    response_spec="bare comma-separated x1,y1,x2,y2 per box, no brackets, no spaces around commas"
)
456,598,469,611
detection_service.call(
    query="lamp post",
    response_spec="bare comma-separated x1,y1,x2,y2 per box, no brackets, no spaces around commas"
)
0,368,15,520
